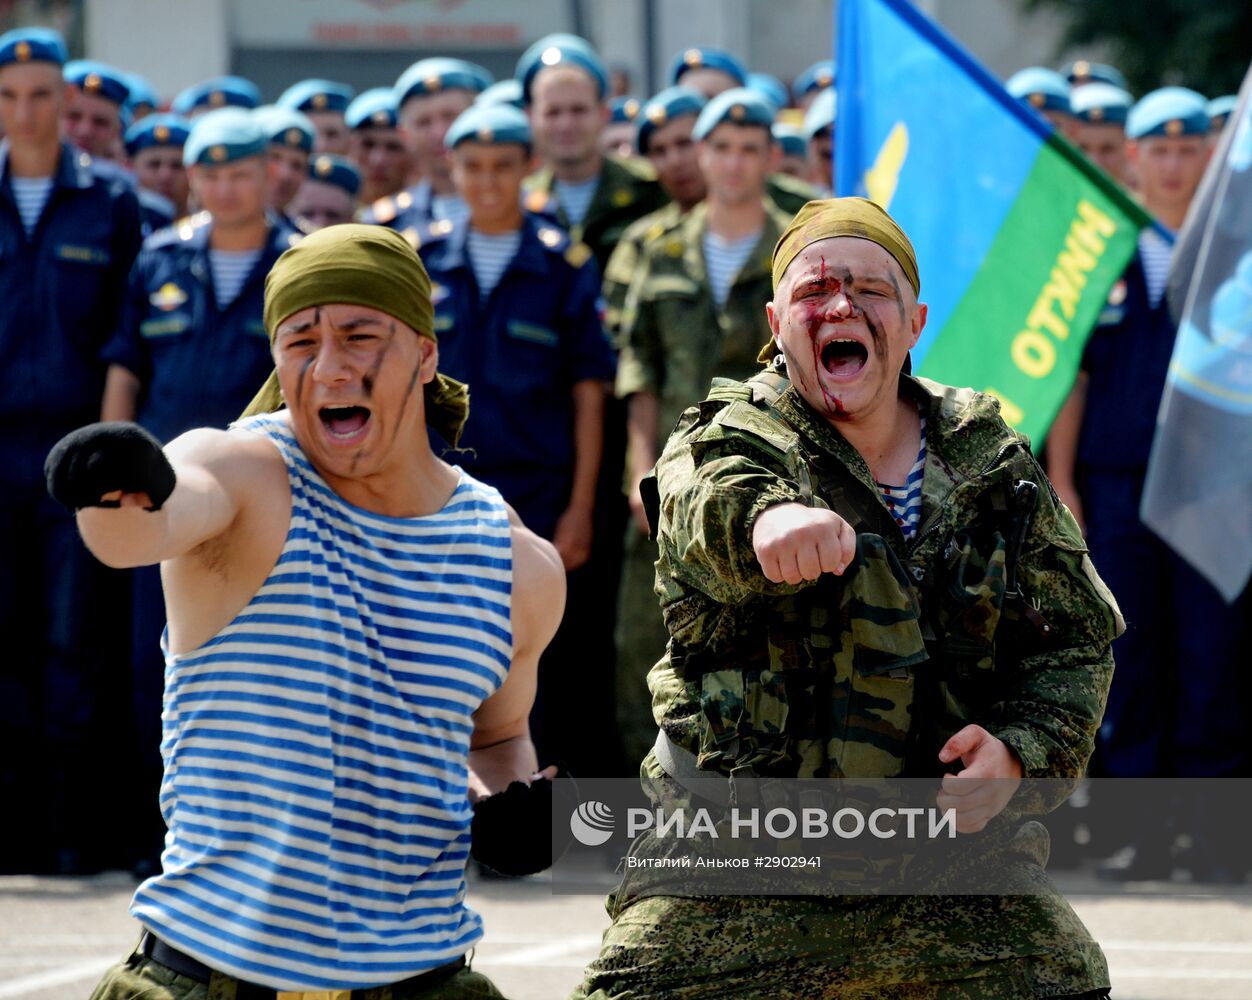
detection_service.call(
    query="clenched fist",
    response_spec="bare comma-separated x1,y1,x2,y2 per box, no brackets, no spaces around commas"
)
752,502,857,585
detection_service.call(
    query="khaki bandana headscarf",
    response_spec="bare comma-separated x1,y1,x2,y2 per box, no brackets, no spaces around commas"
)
241,223,470,446
760,197,920,363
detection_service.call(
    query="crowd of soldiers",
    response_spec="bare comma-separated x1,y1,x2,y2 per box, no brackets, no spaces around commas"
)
0,20,1245,888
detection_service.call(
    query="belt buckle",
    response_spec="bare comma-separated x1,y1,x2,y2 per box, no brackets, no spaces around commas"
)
276,992,352,1000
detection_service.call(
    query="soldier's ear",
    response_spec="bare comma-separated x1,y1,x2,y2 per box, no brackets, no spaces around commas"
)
766,299,780,336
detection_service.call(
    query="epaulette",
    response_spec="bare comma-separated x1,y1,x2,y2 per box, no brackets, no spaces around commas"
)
367,189,416,225
766,172,820,213
411,217,455,252
145,210,209,248
608,153,658,182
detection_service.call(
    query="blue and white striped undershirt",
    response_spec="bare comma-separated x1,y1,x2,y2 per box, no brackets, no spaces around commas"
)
876,411,927,539
10,175,53,237
1138,228,1174,309
131,413,513,991
209,249,261,309
703,228,762,307
467,228,522,300
553,176,598,226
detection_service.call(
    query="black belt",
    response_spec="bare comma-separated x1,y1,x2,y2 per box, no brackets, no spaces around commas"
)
140,932,467,998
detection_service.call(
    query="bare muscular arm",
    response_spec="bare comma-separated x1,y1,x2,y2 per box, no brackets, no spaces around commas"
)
468,516,565,800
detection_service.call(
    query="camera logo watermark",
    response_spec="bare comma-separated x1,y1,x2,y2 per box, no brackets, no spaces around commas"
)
570,800,615,846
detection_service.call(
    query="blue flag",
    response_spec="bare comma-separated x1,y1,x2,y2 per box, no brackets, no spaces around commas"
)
1141,63,1252,603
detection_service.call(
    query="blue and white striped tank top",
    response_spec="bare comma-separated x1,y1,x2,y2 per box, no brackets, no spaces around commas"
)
131,413,512,991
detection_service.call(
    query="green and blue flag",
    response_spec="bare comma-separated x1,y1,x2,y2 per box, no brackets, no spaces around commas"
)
836,0,1152,443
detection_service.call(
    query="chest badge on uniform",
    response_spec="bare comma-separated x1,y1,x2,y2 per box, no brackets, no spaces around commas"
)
611,189,631,207
150,282,188,311
1107,279,1127,306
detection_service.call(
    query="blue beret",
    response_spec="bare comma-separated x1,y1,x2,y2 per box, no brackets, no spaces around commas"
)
1006,67,1071,114
1208,95,1238,129
1127,87,1211,140
693,87,774,141
0,27,67,68
65,60,130,105
635,86,706,153
475,79,524,110
124,72,158,112
772,123,806,158
610,96,642,124
803,86,836,141
793,60,836,101
252,105,315,153
669,47,747,88
125,113,190,157
308,154,361,198
172,76,261,115
395,58,493,107
516,34,607,104
1062,60,1128,91
1070,83,1132,126
346,88,398,130
445,103,531,150
747,72,789,114
277,79,355,114
183,107,267,166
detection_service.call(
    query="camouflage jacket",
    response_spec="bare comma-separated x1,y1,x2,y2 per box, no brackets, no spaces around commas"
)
615,200,794,454
523,155,669,274
648,367,1122,797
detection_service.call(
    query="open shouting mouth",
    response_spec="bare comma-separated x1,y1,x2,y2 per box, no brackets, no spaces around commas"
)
819,336,869,379
319,405,372,443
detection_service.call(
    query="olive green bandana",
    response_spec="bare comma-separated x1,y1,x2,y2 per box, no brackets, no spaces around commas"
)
761,197,921,363
241,223,470,446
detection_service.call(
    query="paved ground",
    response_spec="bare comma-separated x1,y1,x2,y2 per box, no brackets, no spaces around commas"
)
1,867,1249,999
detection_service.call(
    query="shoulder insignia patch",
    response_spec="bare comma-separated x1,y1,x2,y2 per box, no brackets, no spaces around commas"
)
565,241,592,267
537,226,563,248
149,282,187,311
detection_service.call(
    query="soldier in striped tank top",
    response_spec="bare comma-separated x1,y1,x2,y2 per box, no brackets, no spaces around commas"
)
50,226,565,998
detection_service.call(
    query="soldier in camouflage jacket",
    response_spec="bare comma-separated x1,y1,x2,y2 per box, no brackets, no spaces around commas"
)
571,199,1123,1000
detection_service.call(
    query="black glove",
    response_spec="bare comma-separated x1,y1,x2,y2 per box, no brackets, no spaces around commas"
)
471,767,568,877
45,422,177,512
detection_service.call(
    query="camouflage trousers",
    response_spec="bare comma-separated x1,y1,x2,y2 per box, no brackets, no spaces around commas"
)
614,520,670,767
89,934,504,1000
569,872,1110,999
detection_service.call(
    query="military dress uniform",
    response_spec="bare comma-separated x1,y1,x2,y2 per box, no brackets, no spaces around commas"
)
522,154,668,275
0,27,143,873
573,367,1123,999
613,199,794,763
1077,90,1245,783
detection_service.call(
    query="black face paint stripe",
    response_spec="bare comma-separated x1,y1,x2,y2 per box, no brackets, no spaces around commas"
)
362,337,391,398
886,271,906,326
295,354,315,408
